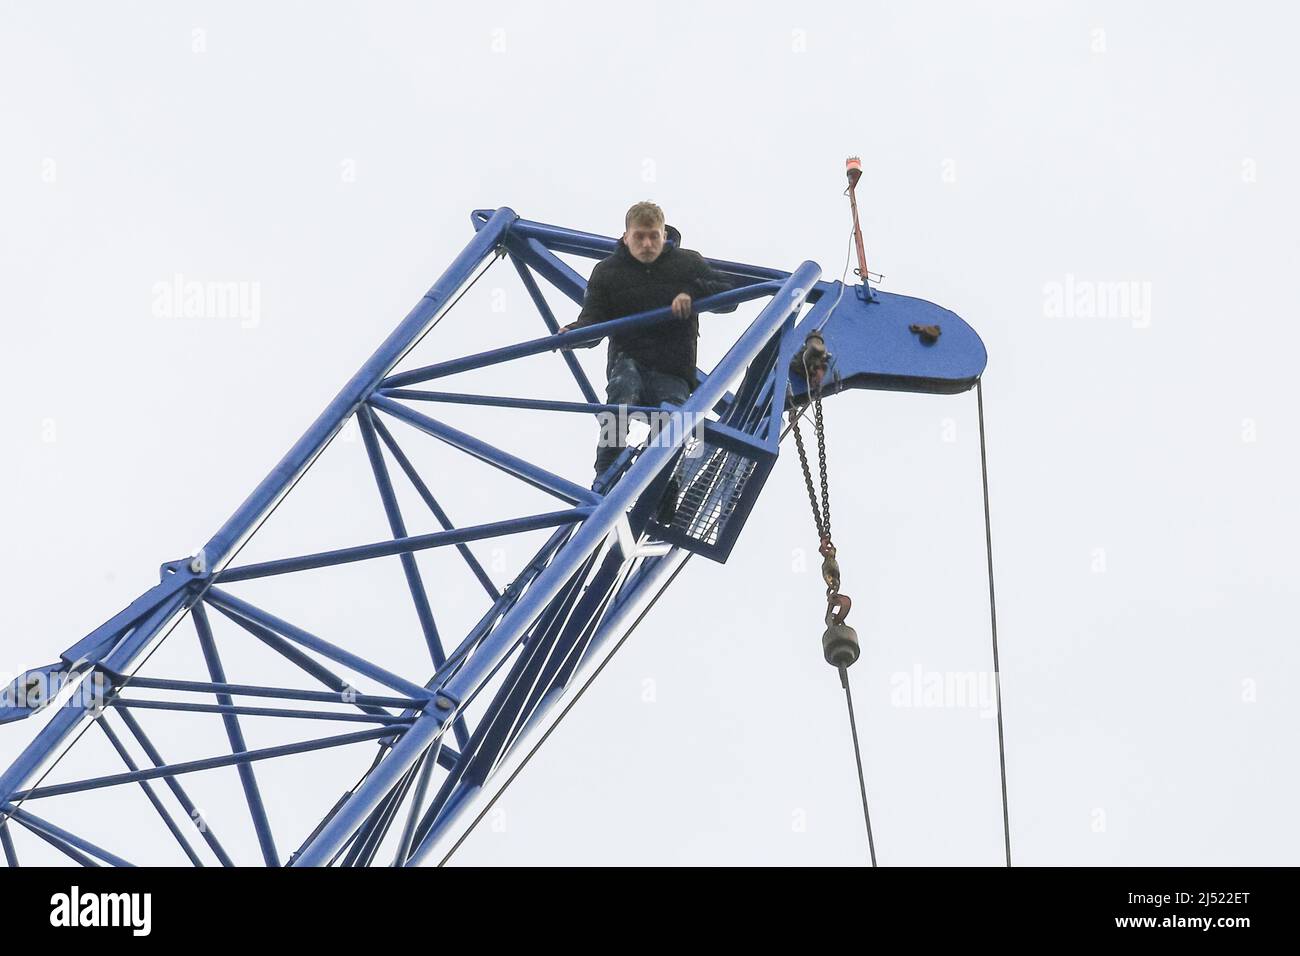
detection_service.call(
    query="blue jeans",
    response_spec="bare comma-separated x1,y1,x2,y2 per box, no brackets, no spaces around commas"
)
594,353,693,475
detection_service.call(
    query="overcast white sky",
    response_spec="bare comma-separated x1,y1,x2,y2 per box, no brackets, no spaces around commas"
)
1,1,1295,866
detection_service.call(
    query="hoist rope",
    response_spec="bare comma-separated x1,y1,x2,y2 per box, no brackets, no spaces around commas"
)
788,335,1011,867
839,665,878,866
977,378,1012,867
789,347,879,866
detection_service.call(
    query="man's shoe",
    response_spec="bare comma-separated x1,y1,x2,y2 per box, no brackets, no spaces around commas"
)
655,476,680,526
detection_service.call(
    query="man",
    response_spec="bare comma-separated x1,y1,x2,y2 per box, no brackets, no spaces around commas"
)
560,201,736,480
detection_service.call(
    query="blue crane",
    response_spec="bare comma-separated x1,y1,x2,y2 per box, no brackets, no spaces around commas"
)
0,186,993,866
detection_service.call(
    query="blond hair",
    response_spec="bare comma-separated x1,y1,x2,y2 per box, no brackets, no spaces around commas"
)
625,201,665,229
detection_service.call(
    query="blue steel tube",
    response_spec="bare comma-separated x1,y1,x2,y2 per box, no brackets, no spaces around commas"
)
215,508,590,583
201,206,518,573
193,603,280,866
367,396,600,506
506,215,797,285
383,283,777,389
291,261,821,867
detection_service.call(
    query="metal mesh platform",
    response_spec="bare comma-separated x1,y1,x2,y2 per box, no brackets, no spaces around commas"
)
645,430,774,562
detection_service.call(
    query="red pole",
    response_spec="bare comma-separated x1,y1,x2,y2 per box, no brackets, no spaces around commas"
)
845,156,870,283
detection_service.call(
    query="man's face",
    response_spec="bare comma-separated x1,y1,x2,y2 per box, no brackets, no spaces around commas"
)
624,221,666,263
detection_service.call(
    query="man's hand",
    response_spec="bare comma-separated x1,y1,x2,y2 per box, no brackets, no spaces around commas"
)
552,322,575,352
671,293,693,319
556,321,598,350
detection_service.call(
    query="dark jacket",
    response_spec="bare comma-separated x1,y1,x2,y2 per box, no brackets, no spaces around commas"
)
571,224,736,386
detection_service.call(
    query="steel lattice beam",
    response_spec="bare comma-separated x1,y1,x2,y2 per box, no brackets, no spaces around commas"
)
0,207,985,866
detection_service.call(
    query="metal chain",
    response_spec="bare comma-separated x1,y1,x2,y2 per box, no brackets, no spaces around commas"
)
812,395,831,540
790,406,826,541
790,392,841,604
